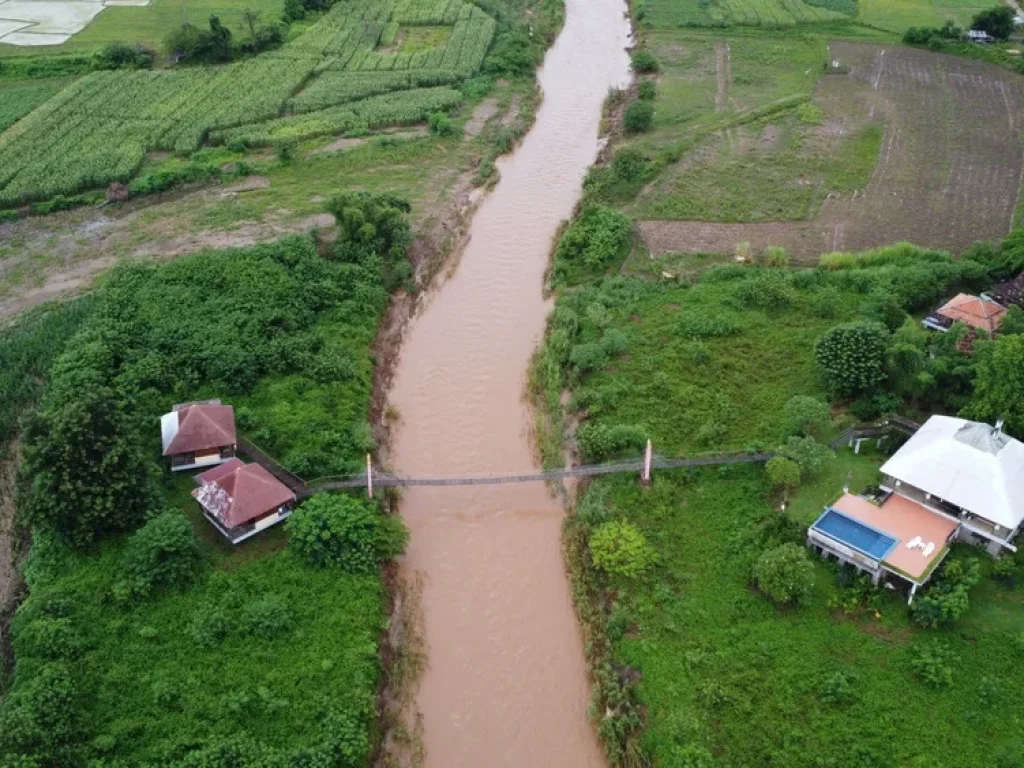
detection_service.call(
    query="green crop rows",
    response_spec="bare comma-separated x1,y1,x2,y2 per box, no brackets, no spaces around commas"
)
216,85,464,145
644,0,850,28
0,0,495,207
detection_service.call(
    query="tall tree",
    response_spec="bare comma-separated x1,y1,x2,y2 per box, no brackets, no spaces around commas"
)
21,381,148,547
964,334,1024,436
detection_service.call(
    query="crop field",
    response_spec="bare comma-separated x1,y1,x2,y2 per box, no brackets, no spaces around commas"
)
641,0,852,28
0,77,69,130
856,0,992,32
0,0,495,207
636,42,1024,262
0,0,283,52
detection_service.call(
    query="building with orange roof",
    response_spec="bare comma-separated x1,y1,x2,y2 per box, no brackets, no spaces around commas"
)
160,400,237,472
921,293,1006,334
192,458,296,544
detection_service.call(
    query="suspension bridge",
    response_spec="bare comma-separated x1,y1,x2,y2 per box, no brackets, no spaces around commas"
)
237,437,774,498
237,415,921,499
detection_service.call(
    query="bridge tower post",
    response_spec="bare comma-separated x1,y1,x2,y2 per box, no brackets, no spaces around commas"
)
367,453,374,499
641,440,652,486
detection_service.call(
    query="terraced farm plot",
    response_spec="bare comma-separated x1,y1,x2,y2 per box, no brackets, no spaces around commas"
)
0,0,496,207
638,43,1024,262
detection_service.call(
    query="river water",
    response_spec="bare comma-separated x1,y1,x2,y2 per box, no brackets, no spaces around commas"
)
387,0,631,764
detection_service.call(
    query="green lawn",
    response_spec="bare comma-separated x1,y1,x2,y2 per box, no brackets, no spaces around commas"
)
590,467,1024,767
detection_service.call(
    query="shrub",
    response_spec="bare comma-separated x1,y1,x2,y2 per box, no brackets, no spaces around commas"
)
555,205,632,270
93,42,155,70
765,457,801,491
612,148,645,182
859,290,907,331
815,321,889,399
909,642,957,688
428,112,455,137
637,80,657,100
601,328,629,356
779,436,832,477
753,543,815,604
570,342,609,374
276,137,298,162
287,494,408,573
190,608,233,649
762,245,790,267
589,520,656,578
576,422,647,462
911,557,980,628
462,76,494,99
0,662,81,760
784,395,830,437
241,596,294,638
14,617,83,661
624,100,654,133
631,49,660,73
819,671,857,706
119,511,205,597
992,556,1018,588
734,274,794,308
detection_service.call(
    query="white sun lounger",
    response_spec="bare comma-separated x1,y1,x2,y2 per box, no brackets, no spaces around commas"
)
922,542,935,557
906,536,922,549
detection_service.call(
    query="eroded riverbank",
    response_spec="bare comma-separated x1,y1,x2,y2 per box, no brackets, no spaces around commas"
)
386,0,632,764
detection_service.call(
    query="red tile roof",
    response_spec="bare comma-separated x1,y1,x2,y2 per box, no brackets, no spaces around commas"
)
935,293,1006,334
164,403,236,456
192,460,295,529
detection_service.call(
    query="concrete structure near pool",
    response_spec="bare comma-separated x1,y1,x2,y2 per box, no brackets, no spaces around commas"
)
808,415,1024,602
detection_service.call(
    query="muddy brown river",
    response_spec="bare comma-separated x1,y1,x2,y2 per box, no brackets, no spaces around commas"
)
387,0,631,764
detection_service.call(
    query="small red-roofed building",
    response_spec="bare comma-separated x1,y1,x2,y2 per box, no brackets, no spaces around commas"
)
192,458,296,543
921,293,1006,334
161,400,237,472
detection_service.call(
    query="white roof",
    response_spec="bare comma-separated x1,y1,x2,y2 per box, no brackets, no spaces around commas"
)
881,415,1024,530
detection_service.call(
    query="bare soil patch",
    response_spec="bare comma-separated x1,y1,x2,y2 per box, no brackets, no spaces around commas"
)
640,43,1024,263
463,97,500,138
714,39,730,114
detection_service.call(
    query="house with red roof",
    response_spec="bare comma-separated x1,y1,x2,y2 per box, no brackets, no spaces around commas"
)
192,458,296,543
161,400,237,471
921,293,1006,334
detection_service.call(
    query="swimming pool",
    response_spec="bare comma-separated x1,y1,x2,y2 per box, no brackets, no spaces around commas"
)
811,508,899,561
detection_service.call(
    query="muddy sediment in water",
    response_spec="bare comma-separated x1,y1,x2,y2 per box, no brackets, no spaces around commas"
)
386,0,632,764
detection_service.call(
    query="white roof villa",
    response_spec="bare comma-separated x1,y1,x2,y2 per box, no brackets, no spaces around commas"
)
808,416,1024,602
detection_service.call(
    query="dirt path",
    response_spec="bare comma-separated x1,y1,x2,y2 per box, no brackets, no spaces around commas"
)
715,39,731,114
639,42,1024,263
385,0,632,764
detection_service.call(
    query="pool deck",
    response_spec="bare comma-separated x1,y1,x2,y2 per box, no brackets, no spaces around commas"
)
832,493,958,581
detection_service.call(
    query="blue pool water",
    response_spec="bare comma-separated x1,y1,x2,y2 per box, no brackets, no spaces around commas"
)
812,509,898,561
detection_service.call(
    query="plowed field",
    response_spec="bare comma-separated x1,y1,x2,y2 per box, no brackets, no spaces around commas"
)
640,42,1024,262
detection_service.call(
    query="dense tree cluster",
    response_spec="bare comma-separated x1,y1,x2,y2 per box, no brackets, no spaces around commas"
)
20,211,411,548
